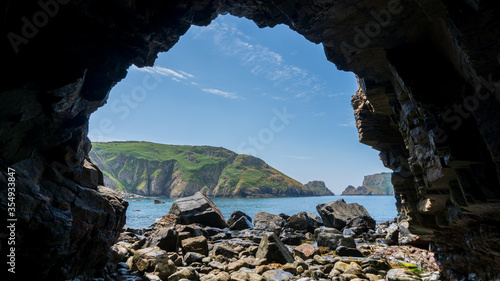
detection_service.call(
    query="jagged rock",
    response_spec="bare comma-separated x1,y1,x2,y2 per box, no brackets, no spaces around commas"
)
168,267,199,281
131,247,177,279
184,252,205,264
279,229,305,246
293,244,320,260
228,211,254,230
254,212,285,235
316,199,375,231
181,236,209,256
144,228,178,252
284,212,319,233
335,246,364,257
256,233,294,264
314,227,343,249
212,243,238,259
169,192,228,228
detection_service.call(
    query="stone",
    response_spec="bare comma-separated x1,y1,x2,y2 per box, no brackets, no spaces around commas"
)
212,243,238,259
181,236,209,256
385,224,400,246
184,252,205,264
293,243,320,260
131,247,177,279
228,210,254,230
284,212,319,233
262,269,292,281
336,246,364,257
316,199,375,231
168,192,228,228
168,267,199,281
254,212,286,235
279,229,305,245
315,227,343,249
386,268,422,281
144,227,178,252
256,233,294,264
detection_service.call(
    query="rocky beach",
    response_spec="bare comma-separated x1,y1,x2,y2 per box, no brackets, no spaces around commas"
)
104,192,441,281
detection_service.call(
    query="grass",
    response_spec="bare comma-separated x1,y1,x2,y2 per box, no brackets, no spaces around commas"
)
90,141,326,197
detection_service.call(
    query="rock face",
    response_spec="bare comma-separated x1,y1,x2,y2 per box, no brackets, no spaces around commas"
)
342,173,394,195
90,142,328,198
168,192,228,228
316,199,376,231
2,0,500,279
303,180,335,196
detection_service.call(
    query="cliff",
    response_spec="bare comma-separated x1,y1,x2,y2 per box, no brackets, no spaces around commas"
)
342,173,393,195
304,181,335,196
89,141,328,198
2,0,500,280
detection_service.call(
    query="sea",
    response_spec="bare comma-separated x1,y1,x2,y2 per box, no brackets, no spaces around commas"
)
125,195,398,229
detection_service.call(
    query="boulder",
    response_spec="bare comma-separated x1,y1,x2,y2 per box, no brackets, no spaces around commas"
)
131,247,177,279
335,246,364,257
254,212,286,235
184,252,205,264
144,227,178,252
316,199,375,231
212,243,238,259
256,233,294,264
168,267,199,281
293,243,320,260
168,192,228,228
284,212,319,233
181,236,208,256
262,269,293,281
228,210,254,230
279,228,305,245
346,216,376,235
314,227,343,249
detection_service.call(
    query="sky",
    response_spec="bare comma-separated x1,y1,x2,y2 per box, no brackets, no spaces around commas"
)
88,15,391,194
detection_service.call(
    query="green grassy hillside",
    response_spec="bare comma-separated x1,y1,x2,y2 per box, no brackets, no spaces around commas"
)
89,141,333,198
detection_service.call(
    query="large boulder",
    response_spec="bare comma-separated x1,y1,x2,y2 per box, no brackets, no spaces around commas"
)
293,243,320,260
314,227,343,249
316,199,375,231
256,233,294,264
284,212,319,233
144,228,178,252
254,212,286,235
227,210,253,230
130,247,177,279
168,192,228,228
181,236,209,256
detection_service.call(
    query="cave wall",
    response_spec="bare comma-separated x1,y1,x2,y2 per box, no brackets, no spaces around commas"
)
1,0,499,280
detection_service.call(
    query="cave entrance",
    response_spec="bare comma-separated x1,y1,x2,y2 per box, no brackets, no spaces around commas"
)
87,14,394,225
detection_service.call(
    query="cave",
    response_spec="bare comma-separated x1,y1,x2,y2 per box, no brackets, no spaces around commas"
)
1,0,500,280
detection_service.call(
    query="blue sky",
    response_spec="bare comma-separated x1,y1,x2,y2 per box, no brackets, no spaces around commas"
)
88,15,390,194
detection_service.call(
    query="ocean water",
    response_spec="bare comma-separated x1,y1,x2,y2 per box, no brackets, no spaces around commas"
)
125,195,398,229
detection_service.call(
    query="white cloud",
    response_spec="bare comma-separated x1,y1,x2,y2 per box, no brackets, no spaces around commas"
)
191,19,326,100
328,92,346,98
131,65,193,81
202,88,239,99
339,119,356,128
